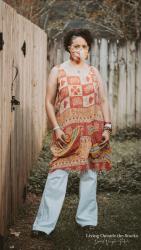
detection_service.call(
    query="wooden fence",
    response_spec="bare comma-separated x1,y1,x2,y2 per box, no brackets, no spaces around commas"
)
0,1,47,243
47,37,141,133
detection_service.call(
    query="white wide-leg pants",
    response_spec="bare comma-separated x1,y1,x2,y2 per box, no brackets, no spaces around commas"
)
32,169,98,235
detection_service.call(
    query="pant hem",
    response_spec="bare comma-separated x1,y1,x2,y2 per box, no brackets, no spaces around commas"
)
76,222,98,227
32,225,54,235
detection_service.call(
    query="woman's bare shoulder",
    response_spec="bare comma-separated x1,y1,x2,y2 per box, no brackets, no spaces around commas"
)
51,61,69,75
48,65,60,79
50,64,60,72
50,61,66,72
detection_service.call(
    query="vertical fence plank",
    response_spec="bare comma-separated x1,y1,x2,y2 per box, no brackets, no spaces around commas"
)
38,26,44,154
17,15,25,207
90,39,100,68
126,41,136,127
135,41,141,127
57,38,64,66
10,5,19,224
0,0,4,237
117,42,127,129
108,41,118,132
63,50,70,61
56,47,62,65
41,32,47,139
0,3,13,235
63,37,69,62
99,39,108,92
32,25,42,163
24,19,32,178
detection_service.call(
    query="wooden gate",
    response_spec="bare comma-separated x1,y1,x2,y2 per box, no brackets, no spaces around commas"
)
0,1,47,244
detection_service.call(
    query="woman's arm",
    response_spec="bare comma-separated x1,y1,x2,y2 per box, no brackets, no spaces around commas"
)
45,66,67,147
45,66,59,129
95,68,111,123
95,67,112,142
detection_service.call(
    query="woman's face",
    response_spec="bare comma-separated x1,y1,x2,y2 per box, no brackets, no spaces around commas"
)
68,36,89,62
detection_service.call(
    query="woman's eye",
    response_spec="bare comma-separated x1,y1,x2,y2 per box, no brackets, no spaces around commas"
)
74,45,79,49
83,45,88,49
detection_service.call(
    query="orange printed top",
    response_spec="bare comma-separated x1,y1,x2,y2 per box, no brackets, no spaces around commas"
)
48,60,112,173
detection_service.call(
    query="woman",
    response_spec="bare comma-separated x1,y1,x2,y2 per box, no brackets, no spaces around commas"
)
31,28,112,238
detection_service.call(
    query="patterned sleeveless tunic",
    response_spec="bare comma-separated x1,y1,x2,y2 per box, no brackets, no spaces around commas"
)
48,61,112,173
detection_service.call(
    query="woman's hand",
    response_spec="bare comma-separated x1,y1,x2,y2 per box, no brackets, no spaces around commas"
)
54,128,68,148
101,130,110,143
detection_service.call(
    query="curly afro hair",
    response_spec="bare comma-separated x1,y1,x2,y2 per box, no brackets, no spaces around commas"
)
63,28,93,52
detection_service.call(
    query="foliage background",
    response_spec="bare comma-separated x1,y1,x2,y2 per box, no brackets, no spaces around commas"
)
4,0,141,40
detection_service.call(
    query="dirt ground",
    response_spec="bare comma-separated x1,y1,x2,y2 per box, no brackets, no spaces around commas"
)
3,128,141,250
